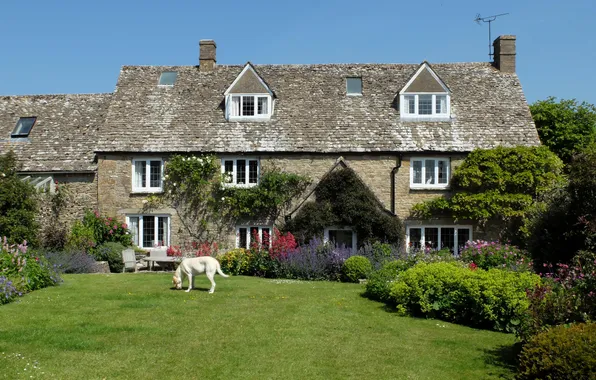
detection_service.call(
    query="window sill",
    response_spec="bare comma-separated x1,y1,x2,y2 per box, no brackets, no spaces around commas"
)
227,116,271,122
410,185,450,191
222,183,259,188
131,189,163,194
401,115,451,122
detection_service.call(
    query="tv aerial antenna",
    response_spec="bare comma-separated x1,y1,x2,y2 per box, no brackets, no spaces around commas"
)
474,13,509,60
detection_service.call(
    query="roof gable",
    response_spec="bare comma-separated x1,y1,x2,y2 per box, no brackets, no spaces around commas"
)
400,62,449,94
224,63,273,96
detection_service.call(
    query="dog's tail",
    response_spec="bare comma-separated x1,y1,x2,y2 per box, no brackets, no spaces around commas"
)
216,262,229,278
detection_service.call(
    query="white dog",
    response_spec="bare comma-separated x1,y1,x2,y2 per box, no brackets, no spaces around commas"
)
172,256,229,293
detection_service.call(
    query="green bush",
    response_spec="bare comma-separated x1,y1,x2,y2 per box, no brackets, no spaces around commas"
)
517,323,596,379
364,260,411,303
94,242,126,273
0,151,39,246
341,256,372,283
217,249,251,275
389,262,541,332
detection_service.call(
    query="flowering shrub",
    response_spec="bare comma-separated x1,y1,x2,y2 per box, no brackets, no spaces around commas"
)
0,237,61,304
276,238,352,281
518,251,596,340
217,249,251,275
460,240,532,272
40,249,98,274
268,229,297,258
357,242,402,269
389,261,541,332
167,245,182,257
66,210,132,254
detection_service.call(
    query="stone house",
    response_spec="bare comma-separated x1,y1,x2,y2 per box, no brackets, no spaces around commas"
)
0,35,539,254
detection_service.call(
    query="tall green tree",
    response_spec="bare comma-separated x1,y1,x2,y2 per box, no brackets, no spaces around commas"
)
530,97,596,164
0,151,39,246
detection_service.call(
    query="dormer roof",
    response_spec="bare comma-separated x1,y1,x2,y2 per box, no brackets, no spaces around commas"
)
224,63,274,96
400,62,449,94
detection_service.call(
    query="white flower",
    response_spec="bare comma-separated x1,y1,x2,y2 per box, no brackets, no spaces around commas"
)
142,200,148,204
1,173,4,177
164,174,168,179
173,183,177,187
221,197,225,201
182,157,186,161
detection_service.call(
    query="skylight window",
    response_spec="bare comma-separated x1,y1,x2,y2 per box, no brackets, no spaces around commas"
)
11,117,36,138
346,77,362,95
158,71,177,86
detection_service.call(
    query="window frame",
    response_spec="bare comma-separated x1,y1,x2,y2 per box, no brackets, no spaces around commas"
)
226,94,273,121
410,157,450,189
158,71,177,87
236,225,272,249
346,77,363,96
11,117,37,138
400,93,450,120
221,157,260,187
126,214,171,249
323,226,357,252
131,158,164,193
406,224,472,256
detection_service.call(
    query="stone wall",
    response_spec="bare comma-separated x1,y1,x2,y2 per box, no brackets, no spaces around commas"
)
97,152,476,249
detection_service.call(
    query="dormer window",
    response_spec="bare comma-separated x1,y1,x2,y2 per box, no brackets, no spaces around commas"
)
399,62,451,121
225,63,274,121
228,95,271,118
11,117,36,138
158,71,177,86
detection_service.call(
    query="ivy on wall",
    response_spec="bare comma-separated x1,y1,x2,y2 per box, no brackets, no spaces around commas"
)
411,146,566,242
284,167,404,246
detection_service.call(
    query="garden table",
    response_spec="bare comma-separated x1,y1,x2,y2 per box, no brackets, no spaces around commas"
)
142,256,181,271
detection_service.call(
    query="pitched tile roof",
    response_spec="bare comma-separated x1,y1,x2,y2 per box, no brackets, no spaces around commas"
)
98,62,539,153
0,94,111,172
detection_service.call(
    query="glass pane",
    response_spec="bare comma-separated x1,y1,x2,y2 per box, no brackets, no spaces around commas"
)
12,117,36,136
231,96,241,117
158,71,177,86
346,77,362,94
236,160,246,184
425,160,435,185
242,96,255,116
248,160,258,184
262,228,271,248
412,160,422,184
158,217,168,246
143,216,155,248
424,227,439,250
436,95,447,114
405,95,415,114
238,228,247,249
440,228,455,253
409,228,422,250
134,161,145,188
329,230,353,249
438,160,448,184
129,217,139,246
224,160,234,183
419,95,432,115
257,97,268,115
250,227,259,246
457,228,471,254
150,161,161,188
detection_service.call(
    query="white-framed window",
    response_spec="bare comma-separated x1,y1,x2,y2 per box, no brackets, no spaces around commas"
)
406,225,472,255
410,158,450,189
226,94,272,120
401,93,450,120
324,226,357,252
158,71,177,86
221,158,259,187
132,158,164,192
127,215,170,249
346,77,362,96
236,226,272,249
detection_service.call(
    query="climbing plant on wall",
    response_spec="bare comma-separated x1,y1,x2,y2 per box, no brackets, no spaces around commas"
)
284,167,404,246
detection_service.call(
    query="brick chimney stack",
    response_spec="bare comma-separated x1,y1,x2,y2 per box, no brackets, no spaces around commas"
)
199,40,216,72
492,35,516,73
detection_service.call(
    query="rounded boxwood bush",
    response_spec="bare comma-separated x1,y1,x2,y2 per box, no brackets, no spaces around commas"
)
341,255,372,283
217,249,251,276
364,260,411,303
94,242,126,273
517,323,596,379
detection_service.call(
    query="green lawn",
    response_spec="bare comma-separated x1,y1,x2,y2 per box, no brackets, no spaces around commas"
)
0,274,517,379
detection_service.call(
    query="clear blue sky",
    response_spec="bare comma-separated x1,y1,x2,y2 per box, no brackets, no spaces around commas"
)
1,0,595,106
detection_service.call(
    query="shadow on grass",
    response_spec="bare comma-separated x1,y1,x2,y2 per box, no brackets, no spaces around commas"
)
483,342,522,373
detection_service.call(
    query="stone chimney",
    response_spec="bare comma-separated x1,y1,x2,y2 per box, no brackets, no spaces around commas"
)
492,35,516,73
199,40,216,72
